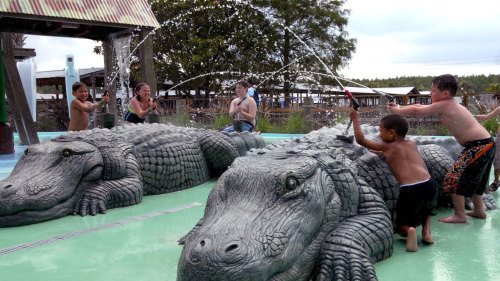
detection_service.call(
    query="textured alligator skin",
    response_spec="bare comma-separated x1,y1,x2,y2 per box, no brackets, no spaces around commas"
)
0,123,265,227
177,124,497,281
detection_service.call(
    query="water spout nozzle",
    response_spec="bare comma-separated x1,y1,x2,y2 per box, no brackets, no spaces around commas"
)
345,90,360,110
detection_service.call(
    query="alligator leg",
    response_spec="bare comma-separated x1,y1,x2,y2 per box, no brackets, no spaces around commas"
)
73,153,143,216
313,184,393,281
199,131,240,176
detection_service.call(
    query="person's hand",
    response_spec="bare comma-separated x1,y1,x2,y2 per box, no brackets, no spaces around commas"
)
102,95,109,104
235,105,242,113
387,102,399,113
349,107,358,120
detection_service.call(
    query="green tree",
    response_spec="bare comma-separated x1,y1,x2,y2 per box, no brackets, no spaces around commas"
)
486,83,500,93
144,0,274,100
141,0,355,106
251,0,356,107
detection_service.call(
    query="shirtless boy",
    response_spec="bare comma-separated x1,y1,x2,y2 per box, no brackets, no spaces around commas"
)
350,109,437,252
68,82,109,131
388,74,495,223
224,80,257,132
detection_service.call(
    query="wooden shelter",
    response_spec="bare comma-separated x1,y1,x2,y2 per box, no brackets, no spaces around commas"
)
0,0,160,152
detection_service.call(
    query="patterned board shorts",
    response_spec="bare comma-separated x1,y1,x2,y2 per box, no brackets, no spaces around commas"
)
444,137,495,196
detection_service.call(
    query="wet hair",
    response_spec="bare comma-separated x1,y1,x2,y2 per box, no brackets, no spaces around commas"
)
236,80,249,88
380,114,408,137
432,74,458,96
72,82,87,92
247,78,254,86
134,82,149,101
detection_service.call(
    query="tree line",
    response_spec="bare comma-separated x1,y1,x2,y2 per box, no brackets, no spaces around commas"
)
126,0,355,107
112,1,499,100
352,75,500,94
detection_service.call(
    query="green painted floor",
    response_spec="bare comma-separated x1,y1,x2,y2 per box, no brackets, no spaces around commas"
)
1,179,499,281
1,134,499,281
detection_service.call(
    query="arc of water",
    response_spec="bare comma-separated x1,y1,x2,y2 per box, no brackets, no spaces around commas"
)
254,54,310,89
164,71,243,94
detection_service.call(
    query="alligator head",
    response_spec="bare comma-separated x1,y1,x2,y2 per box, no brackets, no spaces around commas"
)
0,129,134,227
0,140,105,227
177,151,353,281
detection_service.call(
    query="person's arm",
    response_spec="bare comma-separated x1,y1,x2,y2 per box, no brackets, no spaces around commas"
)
476,106,500,121
349,108,386,151
72,99,99,113
387,101,440,116
228,100,237,118
130,98,149,118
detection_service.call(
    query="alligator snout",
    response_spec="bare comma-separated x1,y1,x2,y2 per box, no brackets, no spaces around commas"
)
0,181,16,198
189,236,248,265
1,182,12,190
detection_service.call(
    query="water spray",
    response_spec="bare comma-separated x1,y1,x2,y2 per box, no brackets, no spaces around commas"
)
297,70,395,102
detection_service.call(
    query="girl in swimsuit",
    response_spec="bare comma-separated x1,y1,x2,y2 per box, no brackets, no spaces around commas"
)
124,83,158,124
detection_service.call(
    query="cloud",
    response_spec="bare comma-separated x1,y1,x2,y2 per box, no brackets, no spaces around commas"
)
341,0,500,78
25,35,104,71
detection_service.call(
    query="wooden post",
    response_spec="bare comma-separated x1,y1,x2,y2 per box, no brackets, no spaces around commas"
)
103,39,117,115
0,36,14,154
139,29,158,98
303,97,314,132
1,33,39,145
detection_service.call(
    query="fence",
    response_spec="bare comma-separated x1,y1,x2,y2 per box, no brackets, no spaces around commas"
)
8,95,443,134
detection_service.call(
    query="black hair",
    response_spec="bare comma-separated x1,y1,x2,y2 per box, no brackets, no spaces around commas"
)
432,74,458,96
134,82,149,101
380,114,408,137
72,81,87,92
247,78,254,86
237,80,249,88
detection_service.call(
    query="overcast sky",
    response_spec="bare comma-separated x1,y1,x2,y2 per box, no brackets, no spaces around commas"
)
25,0,500,80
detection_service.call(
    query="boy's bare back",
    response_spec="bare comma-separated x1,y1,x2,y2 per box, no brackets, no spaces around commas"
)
383,140,430,186
430,99,490,146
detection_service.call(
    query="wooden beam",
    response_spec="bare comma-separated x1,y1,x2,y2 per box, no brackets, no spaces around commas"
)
139,29,158,96
13,48,36,59
1,33,39,145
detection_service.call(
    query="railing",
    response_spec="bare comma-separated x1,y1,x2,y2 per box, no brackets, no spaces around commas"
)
9,95,440,133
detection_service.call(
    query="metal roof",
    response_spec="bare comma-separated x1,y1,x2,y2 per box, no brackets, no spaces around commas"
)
36,67,104,79
291,83,421,96
0,0,159,40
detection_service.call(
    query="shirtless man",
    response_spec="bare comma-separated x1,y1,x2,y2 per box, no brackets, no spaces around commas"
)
350,109,437,252
388,74,495,223
68,82,109,131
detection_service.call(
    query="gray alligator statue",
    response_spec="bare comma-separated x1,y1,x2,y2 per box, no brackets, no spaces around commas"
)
0,123,265,227
177,124,497,281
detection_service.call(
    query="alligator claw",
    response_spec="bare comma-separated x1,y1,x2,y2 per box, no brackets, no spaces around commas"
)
73,197,107,216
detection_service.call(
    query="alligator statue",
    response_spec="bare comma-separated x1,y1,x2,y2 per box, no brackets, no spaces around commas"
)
0,123,265,227
177,124,497,281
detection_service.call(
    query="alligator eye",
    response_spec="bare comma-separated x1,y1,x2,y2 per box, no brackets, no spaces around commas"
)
285,177,298,191
62,149,72,157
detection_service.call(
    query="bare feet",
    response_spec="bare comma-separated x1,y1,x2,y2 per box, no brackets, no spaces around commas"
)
466,211,487,219
406,227,418,252
422,232,435,245
439,215,467,223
